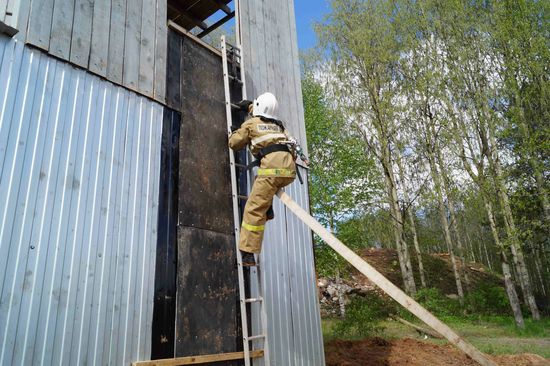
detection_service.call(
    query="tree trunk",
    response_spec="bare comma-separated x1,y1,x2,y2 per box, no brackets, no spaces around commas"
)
533,254,546,296
483,198,525,328
464,231,476,263
436,149,471,290
427,152,464,302
532,162,550,224
486,127,541,320
380,140,417,295
336,269,346,318
502,262,525,328
396,151,427,288
407,208,427,288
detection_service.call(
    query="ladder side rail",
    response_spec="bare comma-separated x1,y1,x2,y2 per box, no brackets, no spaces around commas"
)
221,35,252,366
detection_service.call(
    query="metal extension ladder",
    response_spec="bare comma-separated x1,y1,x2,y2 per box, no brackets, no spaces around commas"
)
221,35,270,366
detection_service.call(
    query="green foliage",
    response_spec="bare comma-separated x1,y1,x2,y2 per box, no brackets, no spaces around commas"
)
407,286,521,320
412,288,462,317
314,243,349,278
333,295,395,338
302,75,379,229
307,0,550,305
464,284,511,316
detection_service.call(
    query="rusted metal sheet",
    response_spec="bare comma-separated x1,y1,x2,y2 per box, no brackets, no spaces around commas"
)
0,35,163,366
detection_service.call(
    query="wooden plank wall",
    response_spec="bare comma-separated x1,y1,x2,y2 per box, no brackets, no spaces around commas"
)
0,0,20,35
238,0,307,154
21,0,166,102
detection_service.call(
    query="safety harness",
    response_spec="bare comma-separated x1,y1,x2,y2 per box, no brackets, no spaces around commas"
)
246,144,291,169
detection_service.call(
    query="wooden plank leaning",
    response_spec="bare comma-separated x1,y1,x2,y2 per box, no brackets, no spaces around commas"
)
276,190,497,366
132,350,264,366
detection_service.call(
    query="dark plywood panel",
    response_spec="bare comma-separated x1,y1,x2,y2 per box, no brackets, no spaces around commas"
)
151,108,181,360
175,226,239,361
165,30,182,110
177,34,233,235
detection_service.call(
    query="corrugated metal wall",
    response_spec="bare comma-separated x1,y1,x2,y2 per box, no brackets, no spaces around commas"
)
238,1,325,365
0,35,163,366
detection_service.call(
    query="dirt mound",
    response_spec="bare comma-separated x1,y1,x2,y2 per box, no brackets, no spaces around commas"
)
356,248,503,294
325,338,550,366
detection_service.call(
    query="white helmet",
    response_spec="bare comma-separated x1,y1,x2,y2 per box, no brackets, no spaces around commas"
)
253,92,278,119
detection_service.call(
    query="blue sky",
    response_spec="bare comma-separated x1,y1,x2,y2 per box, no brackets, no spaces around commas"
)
293,0,331,49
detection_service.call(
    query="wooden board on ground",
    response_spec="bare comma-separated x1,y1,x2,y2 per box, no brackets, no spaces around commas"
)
133,350,264,366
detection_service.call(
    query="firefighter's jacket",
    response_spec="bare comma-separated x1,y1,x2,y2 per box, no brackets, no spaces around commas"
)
228,116,296,178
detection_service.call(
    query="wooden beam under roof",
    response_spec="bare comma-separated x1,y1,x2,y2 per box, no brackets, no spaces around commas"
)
207,0,231,14
168,1,208,30
168,0,233,31
197,11,234,38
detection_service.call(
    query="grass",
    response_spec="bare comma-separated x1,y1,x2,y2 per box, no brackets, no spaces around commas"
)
322,316,550,358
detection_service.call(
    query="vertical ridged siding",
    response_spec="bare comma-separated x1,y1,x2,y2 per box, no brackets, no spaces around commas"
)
0,35,163,365
239,0,325,364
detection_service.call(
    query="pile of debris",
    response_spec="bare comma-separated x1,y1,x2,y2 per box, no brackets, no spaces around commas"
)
317,275,378,317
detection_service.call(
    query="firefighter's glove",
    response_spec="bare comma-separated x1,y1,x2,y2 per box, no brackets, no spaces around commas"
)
236,99,253,112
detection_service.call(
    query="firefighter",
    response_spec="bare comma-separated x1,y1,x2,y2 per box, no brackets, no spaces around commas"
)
228,92,306,260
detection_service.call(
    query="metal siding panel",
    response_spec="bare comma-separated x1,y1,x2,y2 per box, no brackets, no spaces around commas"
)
240,1,325,364
0,37,163,365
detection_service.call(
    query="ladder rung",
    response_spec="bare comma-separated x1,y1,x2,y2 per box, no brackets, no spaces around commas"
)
228,75,243,84
234,163,247,169
237,195,248,200
241,261,258,267
246,334,266,341
244,297,263,303
230,103,241,109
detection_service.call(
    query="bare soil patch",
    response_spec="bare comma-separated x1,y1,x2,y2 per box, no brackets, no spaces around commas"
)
325,338,550,366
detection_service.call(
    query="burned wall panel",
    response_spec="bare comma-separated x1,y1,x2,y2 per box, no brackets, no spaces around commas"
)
165,29,241,362
152,108,181,359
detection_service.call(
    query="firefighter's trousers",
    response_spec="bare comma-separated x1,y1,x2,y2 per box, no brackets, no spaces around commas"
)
239,175,295,253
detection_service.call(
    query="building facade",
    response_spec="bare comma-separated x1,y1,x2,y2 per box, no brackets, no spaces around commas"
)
0,1,324,365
